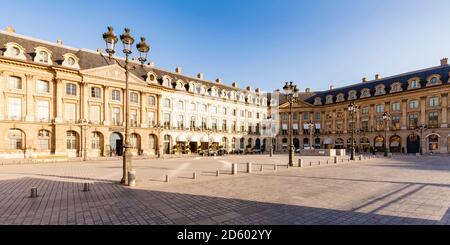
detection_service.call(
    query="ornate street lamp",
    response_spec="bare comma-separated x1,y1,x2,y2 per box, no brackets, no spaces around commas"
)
282,81,299,166
78,118,91,162
415,124,427,155
100,27,150,186
347,102,359,160
152,122,165,158
306,121,315,150
382,112,391,157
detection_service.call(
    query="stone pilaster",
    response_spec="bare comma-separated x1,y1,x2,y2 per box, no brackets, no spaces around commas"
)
420,96,426,125
140,92,148,128
0,71,5,120
54,79,64,123
25,74,35,122
441,93,448,128
401,99,407,130
103,86,110,126
82,81,89,120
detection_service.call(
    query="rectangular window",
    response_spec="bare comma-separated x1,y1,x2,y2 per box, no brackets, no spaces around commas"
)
177,115,184,129
303,113,309,121
391,102,400,112
64,103,76,122
202,117,207,130
233,109,237,116
8,76,22,89
163,99,171,108
376,104,384,113
376,117,384,131
240,110,245,117
409,100,419,109
147,96,156,106
428,112,439,128
248,111,252,118
112,90,121,101
315,112,321,120
89,105,101,124
361,120,369,132
177,101,184,110
8,97,22,120
362,107,369,115
222,119,227,132
428,97,440,107
36,100,49,121
391,115,400,130
292,113,297,120
408,114,419,129
112,108,121,125
130,109,138,127
130,92,138,103
36,80,49,93
148,111,155,127
190,116,196,130
240,121,245,132
66,83,77,95
212,106,218,114
212,119,217,131
91,87,101,98
163,113,171,129
190,103,196,111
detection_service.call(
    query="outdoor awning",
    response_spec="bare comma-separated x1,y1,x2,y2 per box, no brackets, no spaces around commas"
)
176,135,187,142
323,138,333,145
200,135,209,143
212,136,222,143
189,135,199,142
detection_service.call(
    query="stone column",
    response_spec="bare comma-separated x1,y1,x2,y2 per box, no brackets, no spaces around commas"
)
25,74,35,122
332,110,336,134
54,79,64,123
369,104,375,131
343,109,348,134
82,81,89,120
401,99,407,130
140,92,148,128
157,94,162,125
420,96,426,125
0,71,5,120
441,93,448,128
103,86,110,126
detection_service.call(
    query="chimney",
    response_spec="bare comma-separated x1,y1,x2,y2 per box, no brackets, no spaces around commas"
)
147,61,155,67
197,73,204,80
441,58,448,66
375,74,382,80
57,39,63,45
6,26,15,33
329,85,334,90
215,78,221,84
305,88,311,93
246,86,252,91
232,82,238,88
362,77,368,83
175,67,182,74
255,88,260,93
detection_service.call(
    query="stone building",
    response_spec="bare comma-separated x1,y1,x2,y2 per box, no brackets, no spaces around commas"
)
277,60,450,154
0,28,273,159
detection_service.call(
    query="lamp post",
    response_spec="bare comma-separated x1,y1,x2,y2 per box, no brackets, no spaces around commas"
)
100,27,150,185
415,124,427,155
79,118,91,161
306,121,314,150
382,112,391,157
347,102,359,160
282,82,299,166
153,122,164,158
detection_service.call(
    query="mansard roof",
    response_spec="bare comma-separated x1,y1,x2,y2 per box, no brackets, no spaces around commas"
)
304,64,450,104
0,30,263,95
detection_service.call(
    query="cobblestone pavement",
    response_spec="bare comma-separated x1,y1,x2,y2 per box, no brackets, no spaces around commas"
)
1,154,450,225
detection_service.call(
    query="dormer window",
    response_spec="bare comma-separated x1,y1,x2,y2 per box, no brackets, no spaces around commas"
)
426,75,441,86
336,93,345,102
375,85,386,95
34,47,52,65
390,82,402,93
175,80,185,90
360,88,371,98
162,76,172,87
314,97,322,105
62,53,80,69
325,95,333,104
348,90,357,100
408,78,421,90
3,42,27,60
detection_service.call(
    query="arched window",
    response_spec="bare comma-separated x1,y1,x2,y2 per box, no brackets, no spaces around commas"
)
9,129,24,150
314,97,322,105
390,82,402,93
130,133,140,149
37,129,50,150
375,85,386,95
336,93,345,102
163,98,171,108
66,131,78,150
348,90,357,100
38,51,49,63
360,88,371,98
91,132,102,149
325,95,333,104
232,137,236,149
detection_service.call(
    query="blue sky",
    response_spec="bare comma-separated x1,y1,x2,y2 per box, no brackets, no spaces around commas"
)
1,0,450,92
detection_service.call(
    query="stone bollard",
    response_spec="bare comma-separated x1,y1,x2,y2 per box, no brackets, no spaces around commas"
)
83,183,90,192
247,162,252,173
216,170,220,176
193,172,197,180
165,175,170,183
274,164,277,171
359,155,362,161
232,163,238,175
334,156,338,164
128,170,136,187
298,159,303,167
260,165,264,172
30,187,38,198
318,161,321,165
326,160,329,164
